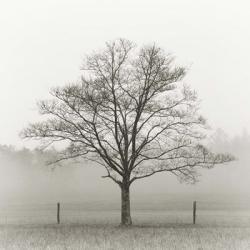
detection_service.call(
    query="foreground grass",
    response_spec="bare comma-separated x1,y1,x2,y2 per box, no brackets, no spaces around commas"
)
1,223,250,250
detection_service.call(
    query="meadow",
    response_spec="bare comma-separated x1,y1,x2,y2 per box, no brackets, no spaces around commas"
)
1,223,250,250
1,194,250,249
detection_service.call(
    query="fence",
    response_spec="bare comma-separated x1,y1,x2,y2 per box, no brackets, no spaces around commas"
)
1,199,250,226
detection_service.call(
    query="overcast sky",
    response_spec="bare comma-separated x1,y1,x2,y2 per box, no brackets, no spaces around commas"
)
0,0,250,147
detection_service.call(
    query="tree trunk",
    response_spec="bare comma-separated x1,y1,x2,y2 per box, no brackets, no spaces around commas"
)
121,183,132,226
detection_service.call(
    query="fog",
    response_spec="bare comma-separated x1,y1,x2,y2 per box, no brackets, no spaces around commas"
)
0,129,248,204
0,0,250,204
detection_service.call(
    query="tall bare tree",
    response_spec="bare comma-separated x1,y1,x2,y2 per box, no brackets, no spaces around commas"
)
21,39,234,225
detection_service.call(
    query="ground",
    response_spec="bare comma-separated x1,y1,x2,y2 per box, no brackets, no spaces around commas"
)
1,223,250,250
1,194,250,249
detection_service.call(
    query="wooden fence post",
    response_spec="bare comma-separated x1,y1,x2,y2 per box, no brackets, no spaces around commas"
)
193,201,196,224
57,202,60,224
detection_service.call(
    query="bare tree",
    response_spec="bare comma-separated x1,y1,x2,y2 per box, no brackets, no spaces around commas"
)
21,39,234,226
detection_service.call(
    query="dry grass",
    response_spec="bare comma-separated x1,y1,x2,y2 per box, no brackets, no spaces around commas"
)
1,222,250,250
1,200,250,249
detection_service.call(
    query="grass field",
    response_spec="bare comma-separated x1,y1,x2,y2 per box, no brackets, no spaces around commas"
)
1,194,250,249
1,211,250,250
1,223,250,250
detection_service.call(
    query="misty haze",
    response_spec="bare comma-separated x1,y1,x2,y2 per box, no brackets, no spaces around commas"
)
0,0,250,249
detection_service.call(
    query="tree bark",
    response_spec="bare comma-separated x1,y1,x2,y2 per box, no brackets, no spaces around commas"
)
121,183,132,226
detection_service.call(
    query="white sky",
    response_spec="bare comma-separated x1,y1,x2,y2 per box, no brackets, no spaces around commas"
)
0,0,250,147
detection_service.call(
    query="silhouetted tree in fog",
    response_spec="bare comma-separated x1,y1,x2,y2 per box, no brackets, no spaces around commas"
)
21,39,234,226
